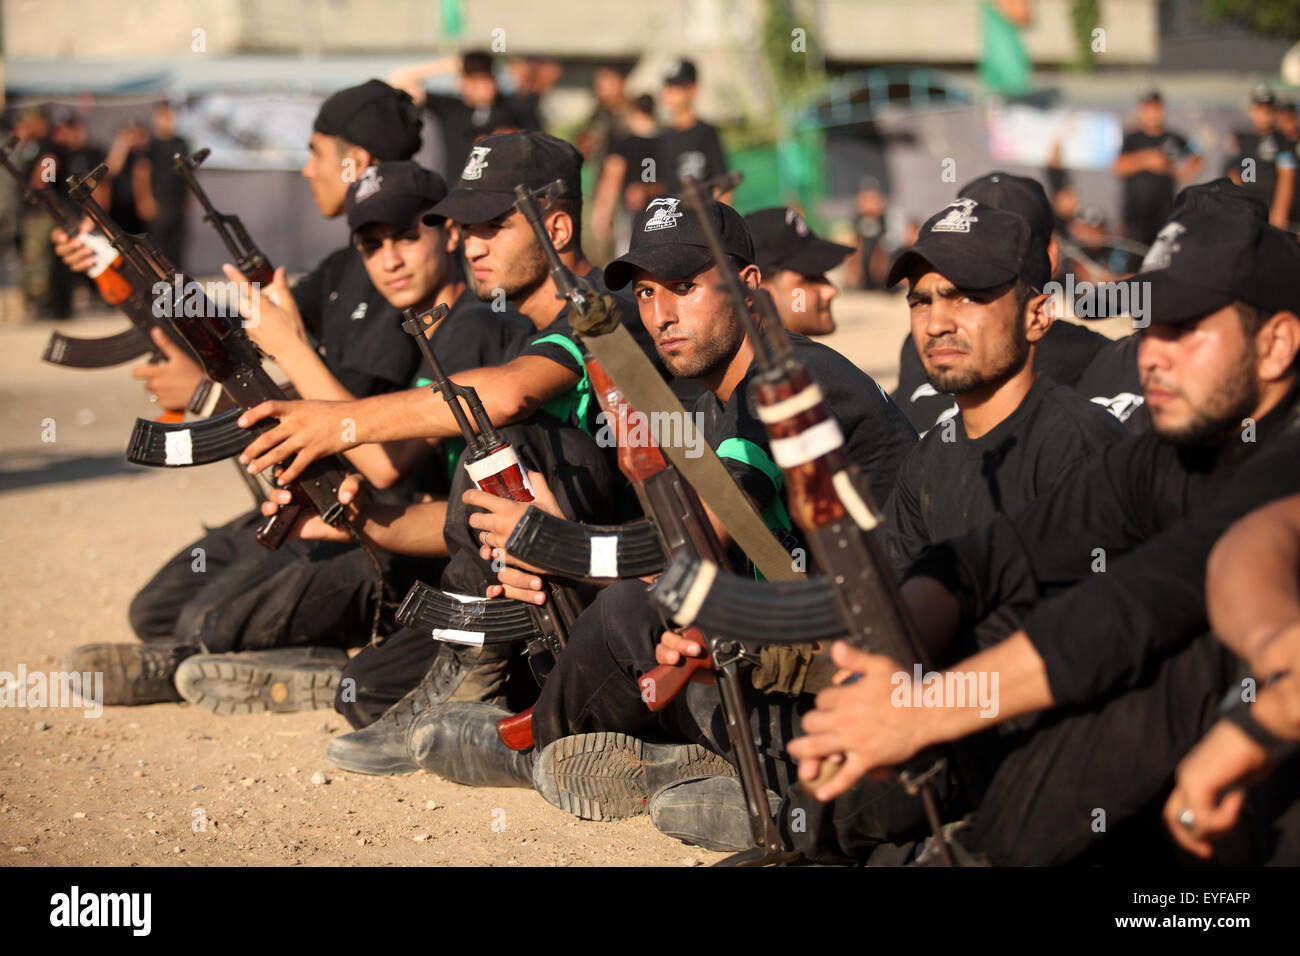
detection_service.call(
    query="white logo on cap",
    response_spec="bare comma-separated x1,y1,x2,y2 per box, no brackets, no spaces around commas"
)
462,146,491,181
644,197,684,232
786,209,810,237
355,166,382,202
1141,221,1186,272
930,198,979,234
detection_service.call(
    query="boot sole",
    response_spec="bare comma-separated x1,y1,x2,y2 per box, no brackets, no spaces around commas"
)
534,733,736,821
176,656,342,716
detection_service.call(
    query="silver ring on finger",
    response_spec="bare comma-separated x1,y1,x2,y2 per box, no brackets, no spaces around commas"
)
1177,808,1196,832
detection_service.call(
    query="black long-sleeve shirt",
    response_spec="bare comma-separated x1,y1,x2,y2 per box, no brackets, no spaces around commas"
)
909,380,1300,708
882,375,1127,578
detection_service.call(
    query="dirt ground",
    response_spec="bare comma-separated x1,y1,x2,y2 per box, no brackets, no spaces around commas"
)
0,293,1123,867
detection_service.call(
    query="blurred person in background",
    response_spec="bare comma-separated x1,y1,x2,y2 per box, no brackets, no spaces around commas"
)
134,103,190,270
45,110,108,318
12,106,59,317
1277,99,1300,231
578,63,634,262
104,119,149,236
388,50,540,177
658,58,729,200
576,63,632,164
592,93,662,256
507,56,563,134
1229,85,1296,230
844,176,905,291
1112,89,1201,259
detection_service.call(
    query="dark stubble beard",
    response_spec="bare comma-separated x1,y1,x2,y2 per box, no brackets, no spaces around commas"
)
660,308,746,380
925,316,1029,395
1152,344,1260,447
474,236,549,304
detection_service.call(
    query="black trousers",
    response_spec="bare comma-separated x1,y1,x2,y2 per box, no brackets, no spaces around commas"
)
969,633,1300,866
129,508,424,654
531,579,947,863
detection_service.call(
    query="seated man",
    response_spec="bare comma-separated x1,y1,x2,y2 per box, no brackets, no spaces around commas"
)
882,197,1128,579
60,82,431,707
743,207,853,336
464,196,917,831
788,203,1300,865
167,160,535,715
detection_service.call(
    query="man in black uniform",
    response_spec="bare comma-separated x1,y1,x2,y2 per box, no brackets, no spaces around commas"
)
1230,85,1297,229
237,133,658,775
388,51,539,178
134,103,190,269
658,59,728,196
1112,89,1201,250
60,80,427,706
235,130,693,488
890,171,1114,435
744,206,853,337
480,197,917,819
881,198,1127,577
789,205,1300,865
167,161,536,717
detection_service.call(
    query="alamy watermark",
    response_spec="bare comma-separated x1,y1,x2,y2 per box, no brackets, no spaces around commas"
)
152,276,261,328
0,665,103,718
593,407,706,458
890,663,999,718
1043,274,1150,328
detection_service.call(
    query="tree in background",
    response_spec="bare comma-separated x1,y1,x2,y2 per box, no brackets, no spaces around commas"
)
1207,0,1300,40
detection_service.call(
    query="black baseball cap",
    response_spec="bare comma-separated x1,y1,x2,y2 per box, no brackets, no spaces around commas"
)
1171,177,1268,222
314,79,423,161
663,58,698,87
1139,211,1300,324
886,198,1051,291
958,171,1054,242
346,162,447,232
428,130,583,225
745,207,852,277
605,196,754,290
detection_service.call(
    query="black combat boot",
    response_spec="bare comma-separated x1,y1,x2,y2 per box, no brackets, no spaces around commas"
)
61,640,198,706
174,647,348,716
326,643,510,776
405,701,534,787
648,774,782,852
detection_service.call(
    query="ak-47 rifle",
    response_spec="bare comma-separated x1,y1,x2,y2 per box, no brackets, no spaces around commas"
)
0,135,169,375
661,173,962,864
66,162,356,551
394,304,584,684
495,176,800,866
172,149,274,287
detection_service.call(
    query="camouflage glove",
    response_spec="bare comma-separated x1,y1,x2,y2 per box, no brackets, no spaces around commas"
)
567,276,623,338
